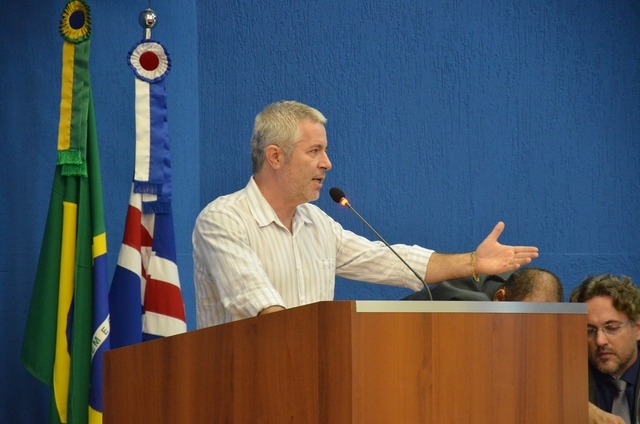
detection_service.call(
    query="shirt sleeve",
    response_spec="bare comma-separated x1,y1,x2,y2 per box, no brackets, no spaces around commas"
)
332,219,434,291
193,208,285,323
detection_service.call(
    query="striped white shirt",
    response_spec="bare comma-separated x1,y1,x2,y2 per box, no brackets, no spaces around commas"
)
192,177,434,328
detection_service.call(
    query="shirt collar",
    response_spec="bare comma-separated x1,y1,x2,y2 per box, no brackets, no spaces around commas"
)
622,350,640,386
245,177,313,229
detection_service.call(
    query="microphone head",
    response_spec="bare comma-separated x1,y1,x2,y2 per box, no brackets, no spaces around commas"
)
329,187,346,204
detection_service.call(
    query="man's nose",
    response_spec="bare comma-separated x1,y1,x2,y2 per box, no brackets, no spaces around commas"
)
320,151,332,170
595,329,610,345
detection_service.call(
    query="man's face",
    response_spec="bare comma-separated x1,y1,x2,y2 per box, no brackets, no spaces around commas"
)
280,119,332,205
586,295,640,377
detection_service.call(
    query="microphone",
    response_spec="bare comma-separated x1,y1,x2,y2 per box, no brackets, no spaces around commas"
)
329,187,433,300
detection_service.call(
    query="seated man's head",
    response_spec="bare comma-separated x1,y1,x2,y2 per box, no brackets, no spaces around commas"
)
569,274,640,378
493,267,563,302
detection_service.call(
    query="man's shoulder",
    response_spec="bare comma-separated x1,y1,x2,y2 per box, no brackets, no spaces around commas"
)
198,187,249,219
415,274,508,301
429,279,492,301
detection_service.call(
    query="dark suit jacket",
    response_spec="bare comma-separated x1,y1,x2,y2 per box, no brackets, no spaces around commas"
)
589,347,640,424
403,273,512,301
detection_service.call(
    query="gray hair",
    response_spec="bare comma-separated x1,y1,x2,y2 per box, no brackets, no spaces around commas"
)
250,100,327,173
569,274,640,320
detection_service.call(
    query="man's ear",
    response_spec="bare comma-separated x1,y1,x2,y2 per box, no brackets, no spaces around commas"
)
493,288,506,301
634,320,640,342
265,145,283,169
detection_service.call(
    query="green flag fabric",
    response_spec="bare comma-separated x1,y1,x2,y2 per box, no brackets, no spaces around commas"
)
21,2,110,423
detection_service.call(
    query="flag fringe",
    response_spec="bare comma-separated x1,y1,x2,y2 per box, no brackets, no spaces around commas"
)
57,149,83,166
61,163,88,177
142,200,171,215
133,180,163,195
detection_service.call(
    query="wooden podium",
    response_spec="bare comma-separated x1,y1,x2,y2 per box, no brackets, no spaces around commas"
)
103,300,588,423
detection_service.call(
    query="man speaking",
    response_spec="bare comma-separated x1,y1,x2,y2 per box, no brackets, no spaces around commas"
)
192,100,539,328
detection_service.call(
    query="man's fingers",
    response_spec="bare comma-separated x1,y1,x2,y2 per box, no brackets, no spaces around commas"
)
486,221,505,243
514,247,539,258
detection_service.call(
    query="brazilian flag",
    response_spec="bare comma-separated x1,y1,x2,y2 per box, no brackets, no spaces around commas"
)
21,2,110,423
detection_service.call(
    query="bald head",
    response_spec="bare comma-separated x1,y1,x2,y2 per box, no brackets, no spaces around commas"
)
493,267,564,302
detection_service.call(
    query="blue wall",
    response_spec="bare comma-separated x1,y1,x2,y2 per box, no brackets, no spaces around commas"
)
1,0,638,421
198,1,640,298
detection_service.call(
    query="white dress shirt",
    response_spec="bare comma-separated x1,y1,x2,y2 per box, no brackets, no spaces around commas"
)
192,177,434,328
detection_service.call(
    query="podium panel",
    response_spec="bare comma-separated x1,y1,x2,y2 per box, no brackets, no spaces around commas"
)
103,301,588,423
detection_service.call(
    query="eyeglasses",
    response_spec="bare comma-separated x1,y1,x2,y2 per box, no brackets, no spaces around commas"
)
587,320,634,339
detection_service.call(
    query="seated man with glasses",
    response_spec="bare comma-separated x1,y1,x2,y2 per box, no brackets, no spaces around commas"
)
570,274,640,424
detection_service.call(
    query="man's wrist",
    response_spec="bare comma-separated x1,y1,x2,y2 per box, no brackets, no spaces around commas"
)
258,305,286,316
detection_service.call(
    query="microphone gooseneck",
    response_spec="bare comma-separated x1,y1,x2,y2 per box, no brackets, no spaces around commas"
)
329,187,433,300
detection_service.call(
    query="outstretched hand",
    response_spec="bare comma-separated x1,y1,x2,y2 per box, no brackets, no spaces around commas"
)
474,222,539,275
